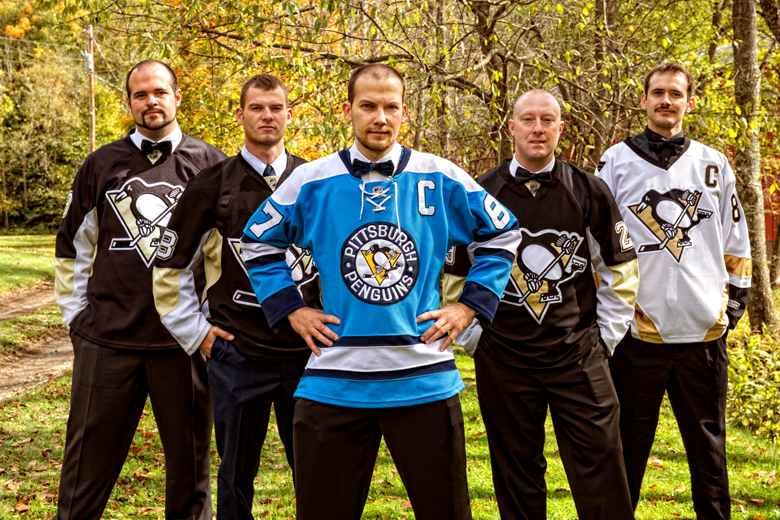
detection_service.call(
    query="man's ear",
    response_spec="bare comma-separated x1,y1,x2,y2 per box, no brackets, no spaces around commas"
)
343,101,352,122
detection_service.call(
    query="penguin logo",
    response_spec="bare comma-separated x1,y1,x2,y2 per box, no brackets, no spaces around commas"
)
629,189,713,262
228,238,318,307
502,228,587,324
106,178,183,267
341,222,419,305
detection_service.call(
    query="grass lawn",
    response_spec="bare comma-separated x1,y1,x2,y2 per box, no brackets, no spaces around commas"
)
1,349,778,519
0,305,65,356
0,235,55,296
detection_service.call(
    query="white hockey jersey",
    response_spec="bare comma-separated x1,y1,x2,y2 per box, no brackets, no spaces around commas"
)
596,134,751,343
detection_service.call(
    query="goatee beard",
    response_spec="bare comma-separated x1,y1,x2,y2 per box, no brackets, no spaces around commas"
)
137,111,175,131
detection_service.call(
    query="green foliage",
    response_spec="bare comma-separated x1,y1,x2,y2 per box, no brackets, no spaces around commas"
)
0,1,127,232
728,332,780,441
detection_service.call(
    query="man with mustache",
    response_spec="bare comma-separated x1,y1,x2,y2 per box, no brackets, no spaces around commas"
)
54,59,225,520
596,63,751,519
153,73,319,519
443,89,639,519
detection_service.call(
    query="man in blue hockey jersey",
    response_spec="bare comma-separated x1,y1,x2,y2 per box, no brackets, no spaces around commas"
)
241,64,521,520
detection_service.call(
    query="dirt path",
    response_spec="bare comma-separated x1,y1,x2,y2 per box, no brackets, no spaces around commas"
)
0,331,72,403
0,280,56,323
0,281,72,403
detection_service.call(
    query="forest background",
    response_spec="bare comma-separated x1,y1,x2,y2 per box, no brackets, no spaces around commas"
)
1,0,780,432
5,0,780,327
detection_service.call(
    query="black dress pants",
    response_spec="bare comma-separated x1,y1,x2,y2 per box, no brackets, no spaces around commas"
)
292,395,471,520
475,341,634,520
206,337,305,520
609,334,730,519
55,332,213,520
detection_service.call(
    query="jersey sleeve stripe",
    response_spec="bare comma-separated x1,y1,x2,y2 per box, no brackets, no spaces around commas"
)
474,228,522,251
241,237,287,263
473,247,515,263
245,253,287,270
724,254,752,278
55,207,98,326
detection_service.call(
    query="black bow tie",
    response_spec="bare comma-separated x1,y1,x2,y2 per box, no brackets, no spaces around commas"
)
353,159,395,177
646,133,685,155
141,140,173,157
515,167,552,185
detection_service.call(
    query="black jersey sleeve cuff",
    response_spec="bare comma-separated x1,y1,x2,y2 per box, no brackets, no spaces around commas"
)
726,284,749,329
262,286,307,328
458,281,500,324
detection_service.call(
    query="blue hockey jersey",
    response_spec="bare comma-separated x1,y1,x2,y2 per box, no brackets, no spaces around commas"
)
241,143,520,408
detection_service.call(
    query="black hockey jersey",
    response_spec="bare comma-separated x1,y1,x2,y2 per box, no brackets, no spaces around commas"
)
152,152,318,363
443,159,639,368
55,133,226,349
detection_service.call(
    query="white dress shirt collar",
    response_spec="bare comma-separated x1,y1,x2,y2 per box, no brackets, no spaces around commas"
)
508,156,556,177
240,146,288,178
130,123,183,152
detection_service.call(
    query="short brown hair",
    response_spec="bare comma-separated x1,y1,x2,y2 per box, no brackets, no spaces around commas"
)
643,63,695,100
125,60,178,97
347,64,405,104
240,74,288,109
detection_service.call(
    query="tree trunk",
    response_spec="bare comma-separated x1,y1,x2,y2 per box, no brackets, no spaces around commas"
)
586,0,617,168
0,154,7,231
770,221,780,285
733,0,779,330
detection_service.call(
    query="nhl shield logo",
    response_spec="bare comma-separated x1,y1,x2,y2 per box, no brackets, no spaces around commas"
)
341,223,419,305
106,178,183,267
629,188,713,262
502,228,587,324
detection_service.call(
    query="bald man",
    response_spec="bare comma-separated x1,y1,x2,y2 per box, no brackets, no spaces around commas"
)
442,90,638,519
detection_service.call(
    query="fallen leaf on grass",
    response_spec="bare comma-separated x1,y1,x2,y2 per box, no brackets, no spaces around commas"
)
750,499,765,506
554,488,570,493
660,494,673,501
673,484,686,492
670,512,680,517
3,480,21,491
731,497,747,505
752,514,767,520
258,498,281,505
648,484,657,491
646,499,657,507
401,500,412,509
648,457,663,469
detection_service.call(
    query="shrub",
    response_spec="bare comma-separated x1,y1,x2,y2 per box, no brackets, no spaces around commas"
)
727,327,780,442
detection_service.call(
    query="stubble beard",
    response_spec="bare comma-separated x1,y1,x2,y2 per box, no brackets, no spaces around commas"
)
356,131,394,156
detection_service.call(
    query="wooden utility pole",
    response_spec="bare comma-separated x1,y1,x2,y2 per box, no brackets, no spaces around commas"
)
87,25,95,153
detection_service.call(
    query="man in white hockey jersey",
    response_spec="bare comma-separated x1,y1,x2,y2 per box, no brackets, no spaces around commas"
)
241,64,521,520
596,62,751,520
